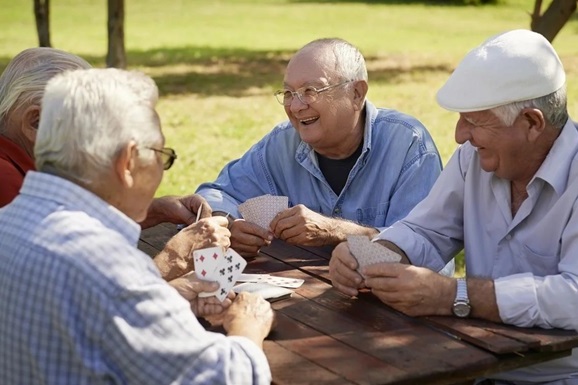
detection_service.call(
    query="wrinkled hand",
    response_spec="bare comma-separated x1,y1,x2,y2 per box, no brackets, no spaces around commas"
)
155,216,231,281
180,216,231,251
229,219,273,257
270,204,337,246
141,194,212,229
329,241,365,296
363,263,454,317
169,272,234,317
222,292,275,345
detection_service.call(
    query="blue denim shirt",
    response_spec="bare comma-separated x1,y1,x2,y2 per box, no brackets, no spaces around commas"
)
197,101,442,231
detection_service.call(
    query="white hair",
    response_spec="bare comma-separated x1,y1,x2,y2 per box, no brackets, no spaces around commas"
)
300,38,368,83
35,68,161,185
0,47,91,134
490,86,568,129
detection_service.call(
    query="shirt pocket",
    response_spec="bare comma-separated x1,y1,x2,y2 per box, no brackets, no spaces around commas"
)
356,202,390,227
520,243,560,276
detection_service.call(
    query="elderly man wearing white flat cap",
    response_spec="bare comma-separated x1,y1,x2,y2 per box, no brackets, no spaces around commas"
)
330,29,578,383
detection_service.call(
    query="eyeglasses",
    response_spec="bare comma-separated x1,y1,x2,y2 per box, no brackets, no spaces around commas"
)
146,147,177,170
274,80,353,106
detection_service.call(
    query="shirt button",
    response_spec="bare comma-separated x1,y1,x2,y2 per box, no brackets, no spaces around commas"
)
334,208,341,215
505,234,512,240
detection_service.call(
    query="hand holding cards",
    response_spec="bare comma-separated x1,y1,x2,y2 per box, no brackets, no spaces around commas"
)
238,194,289,229
347,235,402,278
193,247,247,302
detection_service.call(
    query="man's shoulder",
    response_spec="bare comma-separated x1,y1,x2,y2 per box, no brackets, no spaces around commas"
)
254,121,300,150
373,107,427,132
370,106,437,153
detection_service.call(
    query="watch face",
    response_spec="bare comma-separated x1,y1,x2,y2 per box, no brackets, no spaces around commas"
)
453,302,471,318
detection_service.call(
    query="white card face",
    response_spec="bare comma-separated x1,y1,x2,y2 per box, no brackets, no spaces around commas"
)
233,282,293,302
200,248,248,302
237,273,303,288
347,235,402,277
237,273,271,282
193,247,223,280
238,194,288,229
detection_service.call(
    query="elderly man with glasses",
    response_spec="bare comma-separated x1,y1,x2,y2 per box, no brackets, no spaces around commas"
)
196,38,453,274
0,68,274,385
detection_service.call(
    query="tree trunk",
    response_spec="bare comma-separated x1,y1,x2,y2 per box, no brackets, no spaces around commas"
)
106,0,126,68
33,0,51,47
531,0,577,42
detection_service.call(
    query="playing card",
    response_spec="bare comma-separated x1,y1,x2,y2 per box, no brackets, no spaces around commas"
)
199,248,247,301
239,194,289,229
237,273,272,282
233,282,293,302
193,246,223,280
237,273,303,288
258,275,304,288
347,235,402,277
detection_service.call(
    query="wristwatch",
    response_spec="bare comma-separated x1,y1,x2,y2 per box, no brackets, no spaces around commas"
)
452,278,471,318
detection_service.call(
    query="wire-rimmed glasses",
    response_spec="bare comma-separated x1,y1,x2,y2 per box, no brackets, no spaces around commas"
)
274,80,353,106
146,147,177,170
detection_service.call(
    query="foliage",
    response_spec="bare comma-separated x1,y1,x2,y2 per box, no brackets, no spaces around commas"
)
2,0,578,274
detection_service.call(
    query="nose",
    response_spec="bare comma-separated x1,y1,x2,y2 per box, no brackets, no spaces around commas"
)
288,94,308,114
455,115,472,144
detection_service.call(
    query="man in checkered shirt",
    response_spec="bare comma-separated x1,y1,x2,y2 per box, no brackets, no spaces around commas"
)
0,68,273,385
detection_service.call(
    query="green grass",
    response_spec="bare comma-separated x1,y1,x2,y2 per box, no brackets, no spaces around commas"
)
2,0,577,274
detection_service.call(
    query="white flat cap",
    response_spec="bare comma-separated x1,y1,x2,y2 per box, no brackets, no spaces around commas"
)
436,29,566,112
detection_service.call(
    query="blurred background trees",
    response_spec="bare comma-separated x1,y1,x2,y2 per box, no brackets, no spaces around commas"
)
30,0,577,66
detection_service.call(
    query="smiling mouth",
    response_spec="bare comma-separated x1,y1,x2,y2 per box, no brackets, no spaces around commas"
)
300,117,319,125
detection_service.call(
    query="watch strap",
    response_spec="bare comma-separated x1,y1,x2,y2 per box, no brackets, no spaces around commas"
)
456,277,469,303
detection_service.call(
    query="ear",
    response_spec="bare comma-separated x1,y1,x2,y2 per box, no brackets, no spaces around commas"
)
352,80,368,111
521,108,546,142
114,140,139,188
21,104,40,142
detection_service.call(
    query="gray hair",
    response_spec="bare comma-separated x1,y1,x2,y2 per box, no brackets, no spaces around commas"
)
0,47,91,134
300,38,368,83
491,86,568,129
35,68,161,185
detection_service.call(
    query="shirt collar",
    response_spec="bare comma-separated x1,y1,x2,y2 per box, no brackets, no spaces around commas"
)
533,118,578,195
19,171,141,245
0,136,35,175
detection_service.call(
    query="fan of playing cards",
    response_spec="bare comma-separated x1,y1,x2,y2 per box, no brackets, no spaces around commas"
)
193,246,305,302
194,247,248,302
347,235,402,278
238,194,289,229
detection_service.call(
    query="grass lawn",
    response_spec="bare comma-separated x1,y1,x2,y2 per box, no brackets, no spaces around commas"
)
1,0,577,273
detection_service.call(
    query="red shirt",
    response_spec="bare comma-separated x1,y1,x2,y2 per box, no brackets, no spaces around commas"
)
0,136,35,207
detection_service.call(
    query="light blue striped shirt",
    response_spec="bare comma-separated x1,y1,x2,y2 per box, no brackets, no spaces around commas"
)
0,171,271,385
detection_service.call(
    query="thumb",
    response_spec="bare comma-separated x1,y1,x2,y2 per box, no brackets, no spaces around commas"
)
194,279,220,294
209,216,229,228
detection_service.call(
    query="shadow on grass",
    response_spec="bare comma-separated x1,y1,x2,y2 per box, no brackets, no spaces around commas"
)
0,45,453,98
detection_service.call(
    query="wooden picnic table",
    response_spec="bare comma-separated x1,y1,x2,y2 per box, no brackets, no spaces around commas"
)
139,223,578,385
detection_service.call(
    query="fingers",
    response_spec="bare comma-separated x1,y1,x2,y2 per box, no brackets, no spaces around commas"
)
169,275,219,301
271,206,304,240
197,200,213,219
196,294,234,317
362,262,403,279
230,220,272,256
329,242,363,296
269,207,295,232
205,216,229,228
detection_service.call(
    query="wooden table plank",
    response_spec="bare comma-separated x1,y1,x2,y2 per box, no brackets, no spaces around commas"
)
426,316,578,353
138,224,578,385
265,341,356,385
